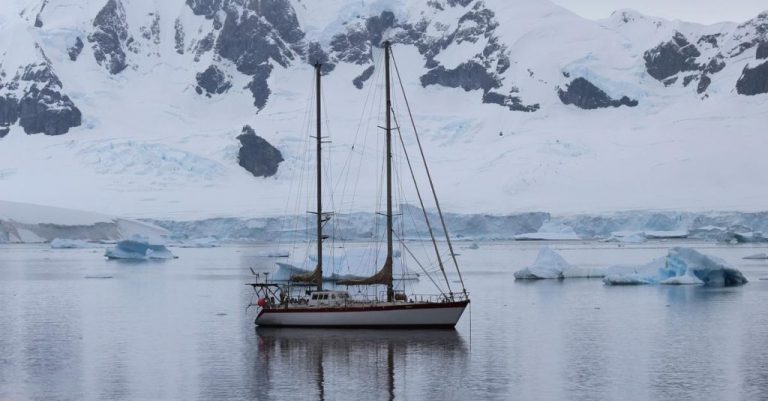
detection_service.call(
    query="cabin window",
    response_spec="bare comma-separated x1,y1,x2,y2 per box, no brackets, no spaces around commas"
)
331,294,336,300
311,294,318,300
323,294,329,300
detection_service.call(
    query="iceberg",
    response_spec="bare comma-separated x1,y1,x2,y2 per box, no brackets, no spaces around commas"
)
50,238,97,249
514,247,610,279
743,253,768,260
603,247,748,287
105,236,176,260
514,247,573,279
256,250,290,257
514,222,581,241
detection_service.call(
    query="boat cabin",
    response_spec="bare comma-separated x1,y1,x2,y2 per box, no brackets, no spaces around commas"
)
308,291,349,307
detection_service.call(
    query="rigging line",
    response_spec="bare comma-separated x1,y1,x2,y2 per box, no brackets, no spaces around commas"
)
391,49,467,296
391,109,454,296
394,232,445,296
289,76,316,257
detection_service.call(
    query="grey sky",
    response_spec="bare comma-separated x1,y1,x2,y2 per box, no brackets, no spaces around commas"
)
549,0,767,24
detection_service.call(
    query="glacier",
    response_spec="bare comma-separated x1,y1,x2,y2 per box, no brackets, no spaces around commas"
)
603,247,748,287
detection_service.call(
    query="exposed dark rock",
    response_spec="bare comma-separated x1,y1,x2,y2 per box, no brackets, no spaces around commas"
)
663,76,678,87
245,64,273,109
306,42,335,74
193,32,215,62
140,13,161,45
18,86,82,135
68,37,84,61
330,27,372,64
34,0,48,28
237,125,283,177
329,11,396,65
456,5,498,42
259,0,304,43
482,91,539,112
757,41,768,60
185,0,222,19
557,78,638,109
89,0,132,74
0,95,19,128
21,63,61,87
736,61,768,95
704,56,726,74
353,66,375,89
730,41,756,57
174,18,185,54
682,75,697,87
195,65,231,96
216,7,298,74
366,11,396,46
697,75,711,94
0,126,8,138
420,61,500,92
447,0,473,7
644,32,701,81
697,34,720,47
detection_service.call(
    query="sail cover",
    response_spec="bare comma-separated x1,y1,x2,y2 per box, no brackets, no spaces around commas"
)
337,257,393,286
290,264,322,285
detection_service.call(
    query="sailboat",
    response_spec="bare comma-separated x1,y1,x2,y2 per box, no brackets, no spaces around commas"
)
248,41,469,328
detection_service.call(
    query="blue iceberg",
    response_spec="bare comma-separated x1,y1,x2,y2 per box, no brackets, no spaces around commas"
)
105,236,176,260
603,247,747,287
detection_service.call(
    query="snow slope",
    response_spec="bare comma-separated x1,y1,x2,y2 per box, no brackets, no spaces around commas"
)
0,0,766,219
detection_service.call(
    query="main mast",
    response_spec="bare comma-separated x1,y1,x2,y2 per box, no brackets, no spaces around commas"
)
384,41,394,302
315,63,323,291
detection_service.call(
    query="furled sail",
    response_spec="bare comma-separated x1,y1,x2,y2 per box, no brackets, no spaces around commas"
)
290,264,322,285
337,257,393,286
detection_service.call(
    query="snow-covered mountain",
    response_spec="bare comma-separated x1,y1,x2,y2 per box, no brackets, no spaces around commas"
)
0,0,766,219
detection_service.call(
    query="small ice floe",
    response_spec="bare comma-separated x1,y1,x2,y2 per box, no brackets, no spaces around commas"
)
603,247,748,287
467,243,480,250
105,235,177,260
85,275,113,279
743,253,768,260
50,238,96,249
255,250,290,258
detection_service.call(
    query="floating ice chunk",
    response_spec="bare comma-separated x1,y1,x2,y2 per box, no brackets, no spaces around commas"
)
256,250,290,257
105,235,176,260
514,247,572,279
743,253,768,260
514,221,580,241
603,247,747,287
644,230,688,239
50,238,96,249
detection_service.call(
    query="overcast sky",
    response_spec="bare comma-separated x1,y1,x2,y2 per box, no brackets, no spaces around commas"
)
549,0,767,24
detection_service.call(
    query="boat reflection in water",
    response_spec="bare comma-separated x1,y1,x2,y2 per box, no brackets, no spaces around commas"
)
252,328,468,400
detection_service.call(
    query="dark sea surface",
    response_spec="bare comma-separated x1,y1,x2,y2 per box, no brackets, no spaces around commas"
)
1,241,767,401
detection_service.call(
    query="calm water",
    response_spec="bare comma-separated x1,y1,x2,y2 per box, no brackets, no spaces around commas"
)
1,241,767,401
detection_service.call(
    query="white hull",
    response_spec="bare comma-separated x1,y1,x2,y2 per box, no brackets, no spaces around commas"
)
255,301,469,328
